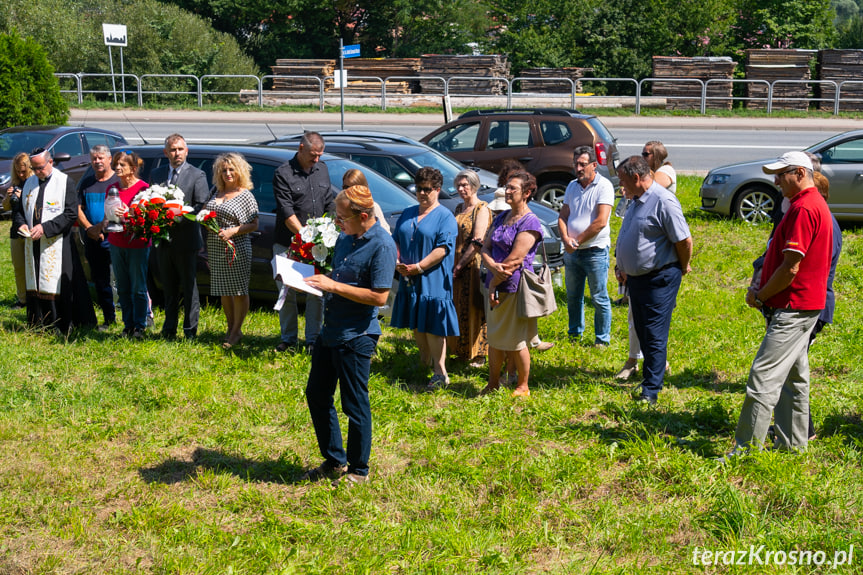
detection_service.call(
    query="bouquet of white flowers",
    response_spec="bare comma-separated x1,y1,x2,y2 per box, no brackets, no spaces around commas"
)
289,215,341,273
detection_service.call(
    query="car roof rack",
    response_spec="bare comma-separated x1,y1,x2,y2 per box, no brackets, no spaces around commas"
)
458,108,591,119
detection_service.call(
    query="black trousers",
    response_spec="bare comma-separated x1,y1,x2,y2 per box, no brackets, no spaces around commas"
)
156,246,200,337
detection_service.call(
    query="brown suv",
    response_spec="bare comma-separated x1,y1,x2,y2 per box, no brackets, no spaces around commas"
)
421,109,619,210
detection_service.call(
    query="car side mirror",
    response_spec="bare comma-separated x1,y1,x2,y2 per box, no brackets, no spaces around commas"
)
53,153,71,163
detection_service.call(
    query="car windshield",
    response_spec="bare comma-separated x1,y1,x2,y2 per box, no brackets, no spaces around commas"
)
402,150,466,194
0,132,54,159
326,158,418,213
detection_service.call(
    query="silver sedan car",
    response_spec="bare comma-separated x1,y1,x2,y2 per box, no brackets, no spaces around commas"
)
700,129,863,223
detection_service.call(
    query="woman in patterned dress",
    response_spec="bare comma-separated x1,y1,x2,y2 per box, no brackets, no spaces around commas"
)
448,169,491,367
205,153,258,349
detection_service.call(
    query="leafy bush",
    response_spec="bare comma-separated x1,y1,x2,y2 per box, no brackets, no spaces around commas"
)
1,0,259,105
0,30,68,127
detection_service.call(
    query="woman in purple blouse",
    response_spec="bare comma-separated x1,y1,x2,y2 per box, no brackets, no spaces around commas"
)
480,171,544,397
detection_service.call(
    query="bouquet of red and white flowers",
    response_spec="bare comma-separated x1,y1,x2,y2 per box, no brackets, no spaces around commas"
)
123,184,192,247
185,209,237,264
289,215,340,274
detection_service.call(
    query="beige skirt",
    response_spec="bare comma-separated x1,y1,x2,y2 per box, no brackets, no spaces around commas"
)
485,291,537,351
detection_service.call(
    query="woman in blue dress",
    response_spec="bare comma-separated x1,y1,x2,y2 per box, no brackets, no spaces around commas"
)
391,167,460,390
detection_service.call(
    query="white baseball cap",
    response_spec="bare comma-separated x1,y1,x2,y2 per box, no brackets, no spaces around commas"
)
762,151,813,174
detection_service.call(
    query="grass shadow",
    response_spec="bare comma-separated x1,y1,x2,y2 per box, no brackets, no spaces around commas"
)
139,447,304,485
569,398,736,457
820,411,863,446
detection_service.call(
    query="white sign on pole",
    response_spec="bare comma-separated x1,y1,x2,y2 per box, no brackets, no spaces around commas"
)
333,69,347,89
102,24,127,47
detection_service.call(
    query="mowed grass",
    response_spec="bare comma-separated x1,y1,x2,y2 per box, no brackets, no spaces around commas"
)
1,176,862,574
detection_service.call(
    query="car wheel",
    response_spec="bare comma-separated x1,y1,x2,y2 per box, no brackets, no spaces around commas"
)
537,181,568,211
734,186,779,224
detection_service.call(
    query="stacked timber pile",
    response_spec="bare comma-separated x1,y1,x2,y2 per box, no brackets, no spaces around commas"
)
519,68,593,93
651,56,735,110
343,58,420,94
745,50,813,110
271,58,421,93
271,59,334,92
418,55,510,94
817,50,863,111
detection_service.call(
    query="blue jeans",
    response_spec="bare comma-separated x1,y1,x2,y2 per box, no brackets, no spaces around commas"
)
626,264,682,399
274,243,324,345
306,334,378,476
564,247,612,344
110,245,150,331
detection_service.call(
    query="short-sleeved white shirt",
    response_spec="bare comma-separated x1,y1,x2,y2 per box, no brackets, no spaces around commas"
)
562,173,615,249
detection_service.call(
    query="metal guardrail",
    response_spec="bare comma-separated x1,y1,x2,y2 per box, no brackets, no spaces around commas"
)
260,75,325,110
380,76,446,111
837,80,863,114
637,78,705,114
140,74,198,103
509,77,576,109
767,79,838,115
55,72,861,115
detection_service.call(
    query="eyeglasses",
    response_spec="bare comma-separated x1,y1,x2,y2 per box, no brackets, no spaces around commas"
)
776,168,798,177
30,161,50,172
335,212,360,224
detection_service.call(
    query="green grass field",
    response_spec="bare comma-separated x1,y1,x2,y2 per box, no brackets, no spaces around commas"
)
1,176,862,574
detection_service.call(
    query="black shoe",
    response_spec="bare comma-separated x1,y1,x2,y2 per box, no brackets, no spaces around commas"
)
275,341,296,353
634,394,657,406
131,328,146,340
299,461,347,482
96,323,112,333
161,331,177,341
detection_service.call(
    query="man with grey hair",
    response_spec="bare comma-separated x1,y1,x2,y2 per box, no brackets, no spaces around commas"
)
149,133,209,340
272,131,336,352
13,148,95,331
558,145,614,346
728,151,833,456
614,155,692,405
77,145,119,329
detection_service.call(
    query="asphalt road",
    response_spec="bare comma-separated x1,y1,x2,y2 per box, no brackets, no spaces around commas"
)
70,109,863,175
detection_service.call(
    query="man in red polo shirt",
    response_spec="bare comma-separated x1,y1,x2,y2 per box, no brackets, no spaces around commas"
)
730,151,833,455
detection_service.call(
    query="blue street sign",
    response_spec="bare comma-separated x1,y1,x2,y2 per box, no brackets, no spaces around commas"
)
342,44,361,59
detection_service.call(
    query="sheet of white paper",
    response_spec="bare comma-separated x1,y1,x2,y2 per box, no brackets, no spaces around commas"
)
271,253,323,297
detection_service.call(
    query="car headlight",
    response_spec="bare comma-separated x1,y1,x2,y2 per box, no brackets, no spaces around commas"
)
706,174,730,185
0,172,10,187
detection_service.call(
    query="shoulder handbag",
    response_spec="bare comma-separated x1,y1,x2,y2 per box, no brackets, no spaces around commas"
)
516,240,557,319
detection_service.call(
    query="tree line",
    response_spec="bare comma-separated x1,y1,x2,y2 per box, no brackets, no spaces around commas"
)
158,0,850,81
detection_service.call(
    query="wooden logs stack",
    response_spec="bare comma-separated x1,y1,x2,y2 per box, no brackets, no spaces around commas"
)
519,68,593,93
817,50,863,111
271,59,334,92
418,55,510,94
651,56,735,110
745,50,813,111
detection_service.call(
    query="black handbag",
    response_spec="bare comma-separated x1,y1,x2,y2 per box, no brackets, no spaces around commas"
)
516,241,557,318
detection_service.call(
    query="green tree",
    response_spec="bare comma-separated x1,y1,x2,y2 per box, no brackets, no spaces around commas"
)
731,0,836,51
1,0,259,103
0,30,68,127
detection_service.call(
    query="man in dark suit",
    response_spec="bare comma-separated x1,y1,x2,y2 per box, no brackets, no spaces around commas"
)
150,133,210,339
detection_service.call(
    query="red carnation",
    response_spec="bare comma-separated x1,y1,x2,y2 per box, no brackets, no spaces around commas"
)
137,217,145,226
148,210,158,220
150,225,160,234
